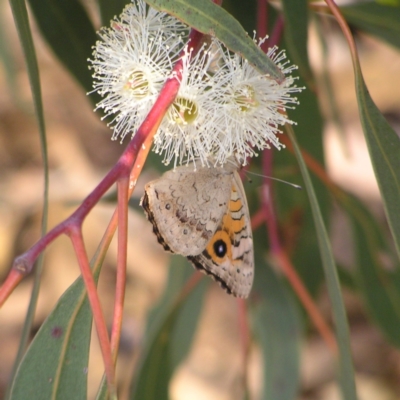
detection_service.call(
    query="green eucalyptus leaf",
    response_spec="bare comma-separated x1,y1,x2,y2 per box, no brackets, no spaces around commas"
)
9,275,94,400
340,193,400,347
27,0,97,95
281,0,314,86
341,2,400,50
98,0,131,26
353,65,400,260
287,125,358,400
144,0,284,81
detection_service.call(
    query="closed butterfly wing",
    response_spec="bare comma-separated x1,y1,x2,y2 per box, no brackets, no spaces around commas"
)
141,164,233,256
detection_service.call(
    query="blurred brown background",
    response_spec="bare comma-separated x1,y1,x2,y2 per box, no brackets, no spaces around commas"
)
0,2,400,399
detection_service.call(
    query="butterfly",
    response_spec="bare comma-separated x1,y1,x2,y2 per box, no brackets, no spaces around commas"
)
140,161,254,298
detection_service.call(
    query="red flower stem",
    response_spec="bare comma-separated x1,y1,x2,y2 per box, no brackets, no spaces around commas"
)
82,135,153,375
110,177,129,363
108,129,156,361
69,226,117,397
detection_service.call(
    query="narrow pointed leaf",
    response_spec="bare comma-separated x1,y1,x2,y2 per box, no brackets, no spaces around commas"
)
352,65,400,260
287,125,357,399
144,0,284,81
9,276,93,400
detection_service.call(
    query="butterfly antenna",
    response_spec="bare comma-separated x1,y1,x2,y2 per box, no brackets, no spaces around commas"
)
246,171,302,190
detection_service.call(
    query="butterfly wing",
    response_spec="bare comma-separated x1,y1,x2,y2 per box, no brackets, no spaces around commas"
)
188,171,254,298
141,164,233,257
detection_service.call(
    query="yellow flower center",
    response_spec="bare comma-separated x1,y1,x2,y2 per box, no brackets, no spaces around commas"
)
169,97,198,125
124,70,150,99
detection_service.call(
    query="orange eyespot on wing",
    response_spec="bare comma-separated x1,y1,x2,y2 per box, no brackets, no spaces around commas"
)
205,229,231,262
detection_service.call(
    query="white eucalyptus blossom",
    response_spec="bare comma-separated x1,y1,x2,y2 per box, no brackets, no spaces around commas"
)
90,1,303,167
153,45,221,167
89,0,187,142
208,39,303,165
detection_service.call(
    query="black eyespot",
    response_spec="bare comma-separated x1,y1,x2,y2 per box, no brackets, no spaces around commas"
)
213,239,227,258
165,203,171,210
183,228,188,235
